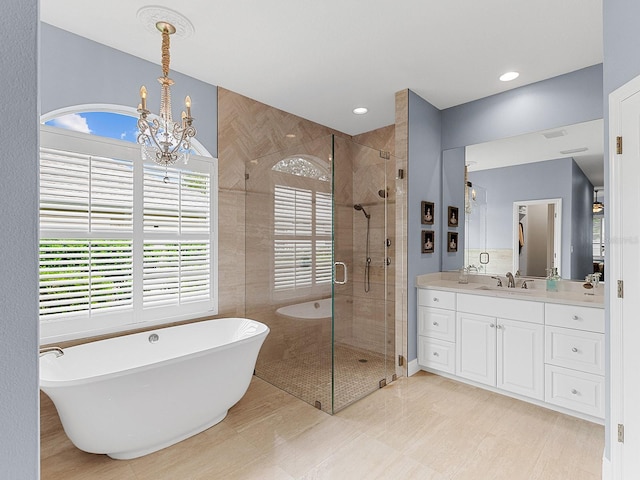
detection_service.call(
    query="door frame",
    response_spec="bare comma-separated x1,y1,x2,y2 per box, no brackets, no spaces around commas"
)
512,198,562,277
607,72,640,480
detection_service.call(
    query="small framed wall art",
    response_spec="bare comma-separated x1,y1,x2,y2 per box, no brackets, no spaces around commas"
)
447,206,459,227
421,201,434,225
422,230,435,254
447,232,459,252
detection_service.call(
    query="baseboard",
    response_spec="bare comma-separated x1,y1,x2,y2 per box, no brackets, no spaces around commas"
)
407,359,420,376
602,453,611,480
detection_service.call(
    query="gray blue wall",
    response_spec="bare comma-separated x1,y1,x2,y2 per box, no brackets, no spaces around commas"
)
442,64,603,150
407,90,442,362
468,158,593,280
41,23,218,157
441,147,466,272
0,0,40,477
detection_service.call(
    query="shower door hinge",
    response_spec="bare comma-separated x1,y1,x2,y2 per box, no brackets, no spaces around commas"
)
616,136,623,154
379,378,387,388
392,373,397,382
398,355,405,367
314,400,322,410
618,423,624,443
379,150,390,160
245,173,250,180
618,280,624,299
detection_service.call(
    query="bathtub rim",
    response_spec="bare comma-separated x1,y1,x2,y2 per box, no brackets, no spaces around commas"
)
39,317,269,389
275,297,332,321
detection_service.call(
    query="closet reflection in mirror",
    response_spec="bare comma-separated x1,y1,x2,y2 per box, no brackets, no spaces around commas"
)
456,119,604,281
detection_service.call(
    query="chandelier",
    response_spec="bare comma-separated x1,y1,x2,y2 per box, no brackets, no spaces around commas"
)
137,21,196,172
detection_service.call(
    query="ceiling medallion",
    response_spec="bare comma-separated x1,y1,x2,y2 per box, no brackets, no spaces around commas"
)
137,6,195,38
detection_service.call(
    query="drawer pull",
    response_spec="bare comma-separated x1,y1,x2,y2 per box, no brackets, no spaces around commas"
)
571,315,580,320
433,297,439,302
433,352,439,357
571,389,579,395
571,347,578,353
433,321,439,326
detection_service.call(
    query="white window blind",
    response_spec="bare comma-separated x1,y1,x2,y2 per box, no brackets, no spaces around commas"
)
274,185,332,292
39,125,217,341
39,147,134,320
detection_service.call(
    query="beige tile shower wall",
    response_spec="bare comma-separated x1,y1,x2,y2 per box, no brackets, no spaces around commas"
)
394,90,409,378
217,87,343,322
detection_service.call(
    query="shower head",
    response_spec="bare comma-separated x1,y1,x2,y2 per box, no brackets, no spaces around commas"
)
353,204,370,219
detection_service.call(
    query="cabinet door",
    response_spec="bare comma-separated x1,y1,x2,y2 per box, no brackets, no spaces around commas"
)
497,318,544,400
456,312,496,386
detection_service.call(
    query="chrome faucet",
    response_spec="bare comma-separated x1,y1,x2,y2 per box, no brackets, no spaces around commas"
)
490,276,503,287
506,272,516,288
39,346,64,358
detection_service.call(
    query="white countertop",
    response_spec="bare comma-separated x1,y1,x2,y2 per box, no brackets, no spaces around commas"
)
416,273,604,308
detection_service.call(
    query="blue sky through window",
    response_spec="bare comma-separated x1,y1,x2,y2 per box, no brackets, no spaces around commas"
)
45,111,139,143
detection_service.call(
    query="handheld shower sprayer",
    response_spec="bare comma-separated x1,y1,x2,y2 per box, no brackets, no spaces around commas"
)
353,204,370,219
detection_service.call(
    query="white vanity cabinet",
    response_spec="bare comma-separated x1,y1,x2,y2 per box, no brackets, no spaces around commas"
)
544,304,605,418
417,289,456,374
416,285,604,421
456,294,544,400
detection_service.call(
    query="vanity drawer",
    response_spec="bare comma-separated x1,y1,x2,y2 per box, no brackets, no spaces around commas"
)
418,306,456,342
456,293,544,324
418,289,456,310
545,365,604,418
418,337,455,374
545,304,604,333
545,326,605,375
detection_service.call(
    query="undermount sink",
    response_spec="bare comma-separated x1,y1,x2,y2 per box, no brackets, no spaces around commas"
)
473,285,534,294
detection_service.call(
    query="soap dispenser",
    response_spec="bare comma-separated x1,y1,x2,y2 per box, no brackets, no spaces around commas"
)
546,267,560,292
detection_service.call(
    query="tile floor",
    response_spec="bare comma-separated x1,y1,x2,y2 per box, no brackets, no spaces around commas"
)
257,343,392,413
40,372,604,479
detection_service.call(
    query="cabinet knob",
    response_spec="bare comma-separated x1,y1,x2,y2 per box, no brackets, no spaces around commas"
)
571,315,579,320
571,389,578,395
433,297,439,302
572,347,578,353
433,352,439,357
433,321,439,326
489,323,495,328
496,324,503,329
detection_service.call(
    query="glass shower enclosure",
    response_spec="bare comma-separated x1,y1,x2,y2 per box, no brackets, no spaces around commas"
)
245,134,395,413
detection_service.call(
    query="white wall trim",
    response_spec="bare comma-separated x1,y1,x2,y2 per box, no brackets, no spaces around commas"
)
606,72,640,480
407,359,420,376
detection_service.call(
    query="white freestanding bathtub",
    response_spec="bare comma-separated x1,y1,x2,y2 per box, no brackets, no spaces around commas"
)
40,318,269,459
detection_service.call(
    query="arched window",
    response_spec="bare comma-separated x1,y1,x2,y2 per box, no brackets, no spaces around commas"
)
39,107,217,342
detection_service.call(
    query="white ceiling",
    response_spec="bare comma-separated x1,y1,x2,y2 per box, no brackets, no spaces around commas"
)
41,0,603,137
466,119,604,187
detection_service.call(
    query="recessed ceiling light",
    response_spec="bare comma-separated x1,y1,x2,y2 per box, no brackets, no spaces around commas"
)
499,71,519,82
285,133,296,138
353,107,368,115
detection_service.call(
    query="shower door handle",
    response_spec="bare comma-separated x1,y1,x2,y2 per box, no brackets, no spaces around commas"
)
334,262,348,285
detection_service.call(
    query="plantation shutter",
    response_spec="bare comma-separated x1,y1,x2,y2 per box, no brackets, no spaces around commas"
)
315,192,333,285
39,148,134,319
274,185,332,291
142,164,211,307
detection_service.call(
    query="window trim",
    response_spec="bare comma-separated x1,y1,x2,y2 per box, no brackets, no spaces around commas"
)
39,124,218,344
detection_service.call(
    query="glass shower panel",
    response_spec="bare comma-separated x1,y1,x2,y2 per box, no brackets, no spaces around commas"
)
245,134,394,414
246,135,334,413
331,135,394,412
